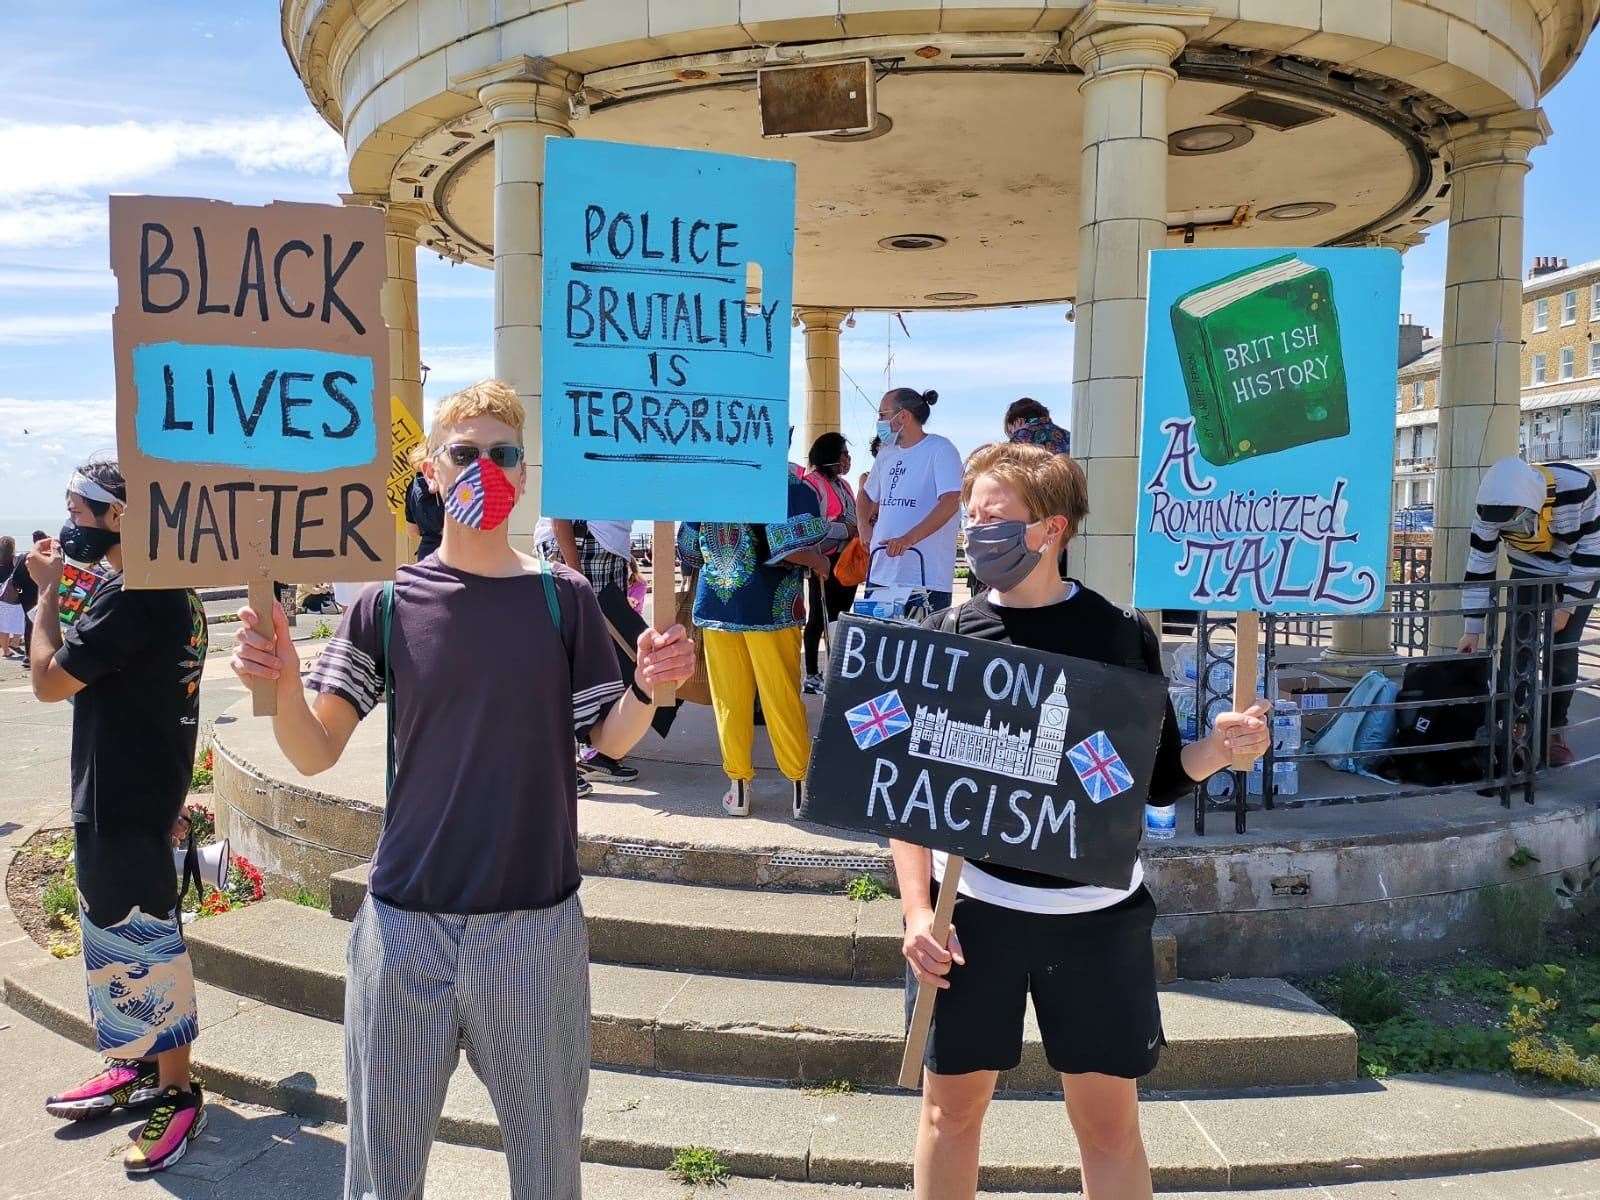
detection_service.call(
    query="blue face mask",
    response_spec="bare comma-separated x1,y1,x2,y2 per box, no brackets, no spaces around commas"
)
876,416,899,447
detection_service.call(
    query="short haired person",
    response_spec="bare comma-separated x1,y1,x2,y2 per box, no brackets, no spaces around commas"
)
230,380,695,1200
1003,397,1071,456
801,432,860,693
1458,455,1600,766
536,514,683,787
860,388,964,609
8,529,48,667
29,459,209,1173
892,443,1269,1200
403,467,445,561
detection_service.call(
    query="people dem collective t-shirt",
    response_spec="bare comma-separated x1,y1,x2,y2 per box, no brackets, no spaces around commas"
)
56,575,206,832
307,557,625,914
864,433,964,592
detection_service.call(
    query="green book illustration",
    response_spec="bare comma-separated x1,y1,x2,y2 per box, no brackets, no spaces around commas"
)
1169,254,1349,466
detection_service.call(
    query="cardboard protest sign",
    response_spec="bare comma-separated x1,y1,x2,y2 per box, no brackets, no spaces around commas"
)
1134,247,1400,614
801,616,1167,891
110,196,393,591
541,139,795,523
387,398,424,515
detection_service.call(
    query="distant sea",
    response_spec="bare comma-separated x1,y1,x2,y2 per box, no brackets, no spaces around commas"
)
0,515,65,542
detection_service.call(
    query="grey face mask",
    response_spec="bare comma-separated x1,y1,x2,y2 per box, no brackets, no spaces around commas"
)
966,520,1042,591
1503,508,1540,537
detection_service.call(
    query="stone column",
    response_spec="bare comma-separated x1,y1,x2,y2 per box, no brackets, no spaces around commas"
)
797,308,848,459
1430,110,1549,651
1326,229,1429,662
1064,4,1208,606
476,64,577,546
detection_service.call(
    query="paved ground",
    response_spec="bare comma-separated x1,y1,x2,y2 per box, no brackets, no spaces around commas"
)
2,1013,1598,1200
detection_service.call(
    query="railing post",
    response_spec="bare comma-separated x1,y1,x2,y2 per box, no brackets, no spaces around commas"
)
1194,611,1210,837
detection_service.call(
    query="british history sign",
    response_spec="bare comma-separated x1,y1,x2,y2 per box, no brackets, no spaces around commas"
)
800,617,1167,890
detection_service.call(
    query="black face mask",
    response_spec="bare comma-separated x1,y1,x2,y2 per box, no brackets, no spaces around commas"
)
59,520,120,564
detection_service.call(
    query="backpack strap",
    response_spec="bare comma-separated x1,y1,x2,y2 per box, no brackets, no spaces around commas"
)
533,554,562,635
379,581,396,796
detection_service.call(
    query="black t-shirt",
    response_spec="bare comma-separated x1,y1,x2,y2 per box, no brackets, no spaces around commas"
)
926,586,1189,890
403,473,444,561
56,575,207,831
10,555,37,614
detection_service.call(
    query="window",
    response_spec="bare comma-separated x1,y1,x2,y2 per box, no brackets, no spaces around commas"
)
1562,346,1576,380
1592,283,1600,320
1564,290,1579,325
1416,477,1434,506
1590,342,1600,376
1411,381,1424,408
1533,352,1548,384
1410,427,1423,458
1535,297,1550,331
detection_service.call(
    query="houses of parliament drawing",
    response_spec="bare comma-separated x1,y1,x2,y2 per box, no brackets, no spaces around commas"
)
907,672,1071,784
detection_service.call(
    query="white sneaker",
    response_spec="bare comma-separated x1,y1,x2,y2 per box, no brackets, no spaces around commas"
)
802,673,825,695
722,779,750,817
792,779,806,820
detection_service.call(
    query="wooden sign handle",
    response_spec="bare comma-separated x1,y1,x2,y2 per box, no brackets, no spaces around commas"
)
899,854,964,1090
1231,610,1260,771
651,521,677,708
246,578,279,718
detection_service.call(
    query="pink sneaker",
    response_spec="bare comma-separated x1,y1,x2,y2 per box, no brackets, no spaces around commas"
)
45,1060,161,1120
124,1084,206,1174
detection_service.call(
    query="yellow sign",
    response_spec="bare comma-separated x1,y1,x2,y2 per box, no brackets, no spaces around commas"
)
388,397,424,515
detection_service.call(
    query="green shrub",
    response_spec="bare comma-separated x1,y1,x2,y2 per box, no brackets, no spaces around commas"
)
1313,964,1408,1027
1482,883,1555,965
291,887,330,911
312,619,333,639
667,1147,729,1186
42,863,77,924
845,874,888,903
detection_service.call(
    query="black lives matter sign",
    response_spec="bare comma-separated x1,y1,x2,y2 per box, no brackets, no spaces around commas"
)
111,196,393,589
801,617,1167,890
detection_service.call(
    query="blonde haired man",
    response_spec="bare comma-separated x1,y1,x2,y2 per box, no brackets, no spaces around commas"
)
893,442,1268,1200
232,380,695,1199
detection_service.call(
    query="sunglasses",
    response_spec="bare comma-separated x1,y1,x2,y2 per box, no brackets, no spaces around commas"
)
437,442,525,469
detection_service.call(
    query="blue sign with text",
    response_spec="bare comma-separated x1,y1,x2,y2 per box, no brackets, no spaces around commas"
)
133,341,376,473
1133,247,1400,615
541,139,795,522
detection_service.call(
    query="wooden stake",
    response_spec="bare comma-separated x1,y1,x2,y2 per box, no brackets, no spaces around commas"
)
651,521,677,707
898,854,964,1090
246,578,279,718
1232,610,1260,771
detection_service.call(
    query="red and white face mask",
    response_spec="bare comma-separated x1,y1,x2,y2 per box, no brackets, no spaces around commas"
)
443,457,518,531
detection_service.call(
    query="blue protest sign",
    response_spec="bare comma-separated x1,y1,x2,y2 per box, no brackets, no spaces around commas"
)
541,139,795,522
1133,247,1400,614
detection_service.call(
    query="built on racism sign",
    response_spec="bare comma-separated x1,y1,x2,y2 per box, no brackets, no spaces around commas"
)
800,617,1165,891
111,196,393,589
1133,247,1400,614
541,139,796,523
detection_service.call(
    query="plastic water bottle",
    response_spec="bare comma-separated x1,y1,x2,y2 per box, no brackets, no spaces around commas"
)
1144,802,1177,841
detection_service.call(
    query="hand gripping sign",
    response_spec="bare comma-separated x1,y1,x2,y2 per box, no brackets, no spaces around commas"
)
111,196,393,715
799,616,1167,1088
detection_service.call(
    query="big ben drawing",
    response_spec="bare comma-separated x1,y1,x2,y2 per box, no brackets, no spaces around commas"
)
1028,672,1071,783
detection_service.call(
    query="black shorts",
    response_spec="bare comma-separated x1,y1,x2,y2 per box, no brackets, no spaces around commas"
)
908,884,1164,1079
74,823,179,927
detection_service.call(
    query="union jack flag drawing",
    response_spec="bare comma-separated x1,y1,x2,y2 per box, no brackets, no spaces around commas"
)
845,690,911,750
1066,731,1134,804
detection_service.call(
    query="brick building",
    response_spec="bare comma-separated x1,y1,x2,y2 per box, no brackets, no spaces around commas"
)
1394,256,1600,517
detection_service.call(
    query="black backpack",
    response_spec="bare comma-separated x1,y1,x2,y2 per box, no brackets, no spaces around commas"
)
1385,658,1490,786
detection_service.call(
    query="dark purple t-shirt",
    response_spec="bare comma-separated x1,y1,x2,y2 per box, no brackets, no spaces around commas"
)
307,556,625,913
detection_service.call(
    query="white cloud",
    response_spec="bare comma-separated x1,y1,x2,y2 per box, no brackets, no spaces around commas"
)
0,312,108,345
421,344,494,389
0,395,118,522
0,199,108,250
0,114,345,198
0,263,115,293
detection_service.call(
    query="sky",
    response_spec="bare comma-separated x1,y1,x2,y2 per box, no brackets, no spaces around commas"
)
2,3,1599,533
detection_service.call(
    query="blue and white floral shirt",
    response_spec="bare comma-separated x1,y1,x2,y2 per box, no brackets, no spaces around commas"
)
678,478,827,632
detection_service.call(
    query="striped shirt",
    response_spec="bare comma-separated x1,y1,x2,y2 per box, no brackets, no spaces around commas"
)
1463,461,1600,633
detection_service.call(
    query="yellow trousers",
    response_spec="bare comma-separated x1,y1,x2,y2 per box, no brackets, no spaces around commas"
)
703,626,812,783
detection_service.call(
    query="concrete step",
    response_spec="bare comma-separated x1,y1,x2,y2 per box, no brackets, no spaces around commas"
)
8,955,1598,1193
185,900,1350,1092
327,864,1179,984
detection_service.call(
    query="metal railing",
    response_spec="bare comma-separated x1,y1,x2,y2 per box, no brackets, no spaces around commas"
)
1523,429,1600,463
1176,569,1600,835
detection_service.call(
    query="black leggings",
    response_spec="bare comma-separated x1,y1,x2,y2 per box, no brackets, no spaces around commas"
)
804,570,859,675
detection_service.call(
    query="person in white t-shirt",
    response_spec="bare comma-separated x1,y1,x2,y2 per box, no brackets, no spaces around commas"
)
859,388,964,607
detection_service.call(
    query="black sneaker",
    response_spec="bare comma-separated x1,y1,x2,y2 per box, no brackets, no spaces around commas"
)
579,750,640,783
577,775,594,799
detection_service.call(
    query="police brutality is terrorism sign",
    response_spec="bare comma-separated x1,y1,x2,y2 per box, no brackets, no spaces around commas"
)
801,617,1167,891
111,196,394,589
1134,247,1399,615
541,139,796,523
